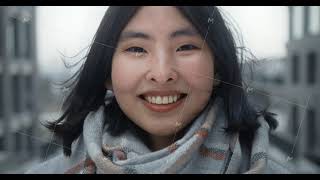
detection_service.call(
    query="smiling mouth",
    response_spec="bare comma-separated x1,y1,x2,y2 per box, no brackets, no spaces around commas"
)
138,93,188,112
139,94,187,104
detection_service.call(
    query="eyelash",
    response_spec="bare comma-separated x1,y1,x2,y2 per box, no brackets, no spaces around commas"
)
124,44,200,54
125,47,147,53
176,44,200,51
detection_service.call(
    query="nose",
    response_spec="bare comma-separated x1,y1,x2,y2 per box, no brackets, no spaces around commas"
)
146,54,178,84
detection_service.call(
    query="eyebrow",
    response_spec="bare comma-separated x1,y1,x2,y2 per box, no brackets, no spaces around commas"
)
118,27,199,42
170,27,199,38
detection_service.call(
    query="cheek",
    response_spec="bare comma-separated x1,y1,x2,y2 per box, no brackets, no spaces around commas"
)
111,56,144,93
178,54,214,94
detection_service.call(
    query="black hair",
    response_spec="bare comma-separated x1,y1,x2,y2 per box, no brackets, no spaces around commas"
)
44,6,278,156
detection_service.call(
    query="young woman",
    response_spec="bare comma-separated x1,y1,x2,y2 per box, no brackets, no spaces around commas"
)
27,6,291,174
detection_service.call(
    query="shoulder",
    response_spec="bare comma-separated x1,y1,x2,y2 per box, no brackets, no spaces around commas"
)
25,153,68,174
265,156,293,174
26,135,87,174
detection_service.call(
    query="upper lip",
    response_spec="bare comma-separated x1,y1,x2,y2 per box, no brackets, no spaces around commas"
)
139,90,186,97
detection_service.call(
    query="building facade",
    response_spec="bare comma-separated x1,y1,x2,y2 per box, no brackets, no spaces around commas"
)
251,6,320,172
287,6,320,166
0,6,40,171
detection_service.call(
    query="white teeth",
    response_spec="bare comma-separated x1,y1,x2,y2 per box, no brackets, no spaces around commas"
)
144,95,184,104
152,96,156,104
163,96,168,104
156,96,162,104
173,95,177,102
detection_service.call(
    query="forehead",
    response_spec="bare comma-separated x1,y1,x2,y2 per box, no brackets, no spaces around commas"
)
122,6,197,35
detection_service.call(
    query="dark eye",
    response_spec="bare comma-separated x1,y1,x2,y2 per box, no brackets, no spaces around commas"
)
176,44,199,51
125,47,147,53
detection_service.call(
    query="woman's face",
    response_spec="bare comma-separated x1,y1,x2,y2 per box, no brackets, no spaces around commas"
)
110,6,215,139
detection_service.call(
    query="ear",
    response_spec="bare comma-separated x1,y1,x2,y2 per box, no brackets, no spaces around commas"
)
105,79,113,91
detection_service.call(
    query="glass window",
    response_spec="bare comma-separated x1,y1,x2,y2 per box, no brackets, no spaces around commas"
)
291,105,299,136
7,18,16,58
7,17,20,58
308,6,320,35
14,132,21,153
25,22,31,59
12,75,21,113
26,127,33,155
0,136,4,151
17,9,32,59
292,54,299,84
292,6,304,40
0,74,3,118
25,75,32,111
307,52,317,84
19,21,31,59
0,10,3,58
307,109,316,150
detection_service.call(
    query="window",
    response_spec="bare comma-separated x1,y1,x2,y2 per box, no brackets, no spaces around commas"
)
307,52,317,84
291,105,299,136
292,6,304,40
19,10,32,59
25,22,32,59
308,6,320,35
14,132,21,153
12,75,21,113
0,136,4,151
25,75,32,111
19,21,31,59
7,17,19,58
26,127,33,155
8,15,32,59
292,54,299,84
6,13,33,59
0,10,4,58
0,74,3,118
306,108,316,150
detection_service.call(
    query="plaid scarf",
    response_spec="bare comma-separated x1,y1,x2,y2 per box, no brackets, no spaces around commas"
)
66,98,270,174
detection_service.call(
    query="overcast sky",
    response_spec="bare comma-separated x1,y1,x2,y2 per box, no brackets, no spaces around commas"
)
36,6,288,77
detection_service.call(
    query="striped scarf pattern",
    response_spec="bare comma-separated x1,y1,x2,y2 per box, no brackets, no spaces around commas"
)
65,98,269,174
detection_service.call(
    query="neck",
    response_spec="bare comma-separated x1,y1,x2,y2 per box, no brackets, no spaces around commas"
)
148,130,187,151
148,123,194,151
148,135,174,151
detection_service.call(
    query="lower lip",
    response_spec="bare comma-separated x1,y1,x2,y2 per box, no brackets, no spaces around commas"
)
141,96,186,113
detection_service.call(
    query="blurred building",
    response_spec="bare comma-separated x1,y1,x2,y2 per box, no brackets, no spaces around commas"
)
0,6,40,172
250,6,320,173
286,6,320,170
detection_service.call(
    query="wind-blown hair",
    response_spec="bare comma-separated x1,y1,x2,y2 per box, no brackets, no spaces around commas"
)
44,6,278,156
